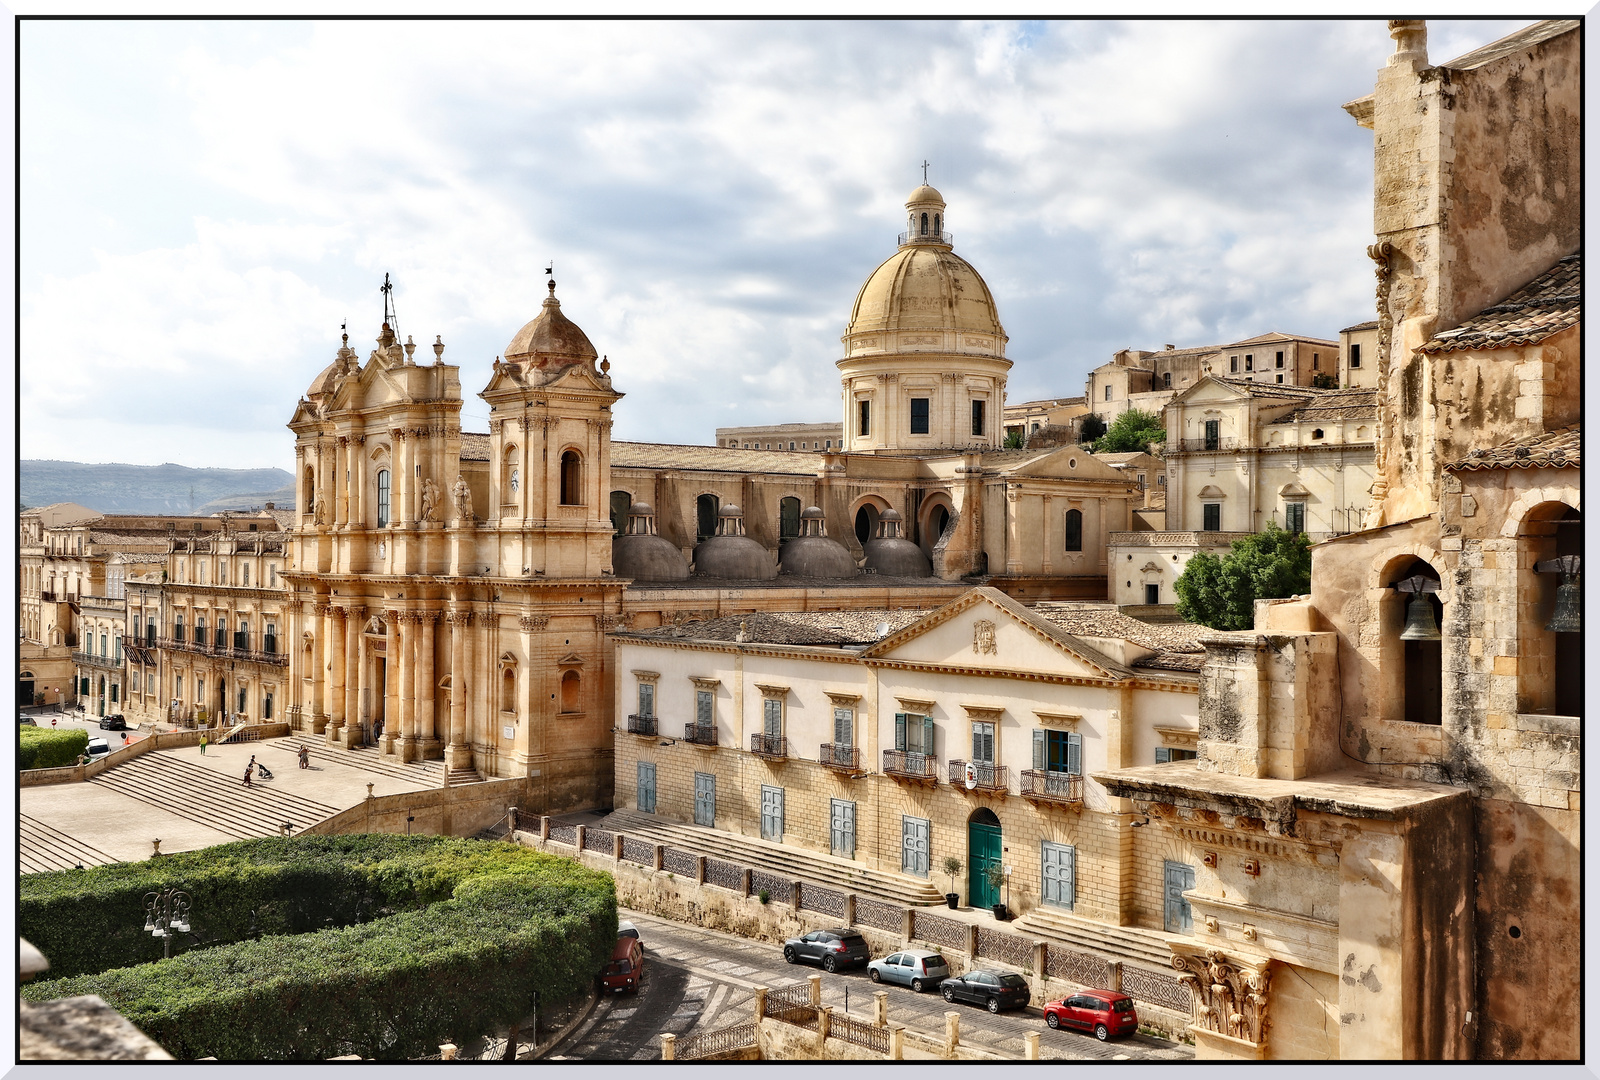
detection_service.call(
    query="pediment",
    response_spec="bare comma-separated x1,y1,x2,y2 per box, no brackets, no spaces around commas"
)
1172,377,1249,406
1006,446,1124,480
863,587,1125,681
556,652,585,667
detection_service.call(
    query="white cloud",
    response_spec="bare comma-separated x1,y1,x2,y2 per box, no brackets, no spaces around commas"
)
20,17,1544,467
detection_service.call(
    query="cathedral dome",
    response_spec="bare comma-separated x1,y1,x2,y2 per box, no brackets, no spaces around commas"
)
612,502,689,582
693,505,777,580
861,509,932,577
844,245,1004,337
504,280,599,368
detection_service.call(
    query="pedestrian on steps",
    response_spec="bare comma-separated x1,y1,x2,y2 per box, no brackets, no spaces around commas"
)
243,762,254,787
298,746,310,769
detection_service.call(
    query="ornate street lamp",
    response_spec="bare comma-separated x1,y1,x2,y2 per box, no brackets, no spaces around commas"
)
143,887,193,960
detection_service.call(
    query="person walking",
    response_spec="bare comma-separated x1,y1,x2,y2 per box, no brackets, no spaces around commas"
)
199,734,207,756
243,762,254,787
298,746,310,770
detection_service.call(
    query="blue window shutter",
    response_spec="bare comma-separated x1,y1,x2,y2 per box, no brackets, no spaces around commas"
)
895,713,906,751
1033,729,1046,770
1067,732,1082,776
1156,747,1171,764
923,717,935,757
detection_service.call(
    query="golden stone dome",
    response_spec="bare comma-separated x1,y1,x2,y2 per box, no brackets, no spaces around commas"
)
906,183,945,207
504,280,599,367
844,245,1004,337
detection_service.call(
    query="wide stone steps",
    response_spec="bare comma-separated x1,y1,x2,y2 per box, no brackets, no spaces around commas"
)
1010,903,1175,970
88,754,341,840
602,809,947,908
446,767,486,785
20,814,118,873
272,736,447,784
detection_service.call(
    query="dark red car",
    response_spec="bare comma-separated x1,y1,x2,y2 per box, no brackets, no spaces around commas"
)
1043,989,1139,1040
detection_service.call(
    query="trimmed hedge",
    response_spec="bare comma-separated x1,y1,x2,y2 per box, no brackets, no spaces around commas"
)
19,726,88,770
21,835,616,1060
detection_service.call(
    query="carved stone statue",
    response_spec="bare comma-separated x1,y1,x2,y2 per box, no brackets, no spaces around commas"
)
420,477,440,522
451,474,474,523
313,491,327,526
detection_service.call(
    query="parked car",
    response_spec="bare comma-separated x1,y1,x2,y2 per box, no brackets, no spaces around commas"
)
867,949,949,992
85,738,112,761
617,920,639,940
782,928,871,973
98,713,127,731
19,717,37,727
600,933,644,994
939,969,1030,1013
1043,989,1139,1040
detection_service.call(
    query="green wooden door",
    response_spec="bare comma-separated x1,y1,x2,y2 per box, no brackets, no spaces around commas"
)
968,819,1002,908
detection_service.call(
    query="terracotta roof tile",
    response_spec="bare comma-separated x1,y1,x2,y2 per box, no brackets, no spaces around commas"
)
1031,601,1209,653
1422,254,1580,353
1267,388,1378,424
630,608,931,647
612,442,820,475
460,432,492,461
1444,424,1580,471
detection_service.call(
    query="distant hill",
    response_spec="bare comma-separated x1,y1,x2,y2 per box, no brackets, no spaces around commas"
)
21,460,296,516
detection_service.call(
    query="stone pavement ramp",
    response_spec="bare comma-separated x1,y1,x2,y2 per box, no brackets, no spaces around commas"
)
89,754,341,840
20,814,118,873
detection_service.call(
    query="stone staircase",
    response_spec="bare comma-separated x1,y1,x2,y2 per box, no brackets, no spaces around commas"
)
88,754,341,840
20,814,117,873
446,765,486,785
601,809,947,908
271,736,447,784
1010,903,1176,970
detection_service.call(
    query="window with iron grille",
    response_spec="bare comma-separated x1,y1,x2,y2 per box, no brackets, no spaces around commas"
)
1203,503,1222,531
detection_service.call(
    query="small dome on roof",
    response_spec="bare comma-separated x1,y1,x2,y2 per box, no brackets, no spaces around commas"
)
503,280,598,368
801,506,825,519
880,508,904,522
630,501,654,516
906,184,945,207
719,504,743,517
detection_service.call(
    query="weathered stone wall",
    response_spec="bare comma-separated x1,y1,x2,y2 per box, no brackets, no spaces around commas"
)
1400,793,1474,1059
1195,631,1339,781
1266,963,1339,1060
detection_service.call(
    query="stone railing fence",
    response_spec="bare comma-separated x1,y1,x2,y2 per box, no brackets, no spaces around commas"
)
537,816,1192,1020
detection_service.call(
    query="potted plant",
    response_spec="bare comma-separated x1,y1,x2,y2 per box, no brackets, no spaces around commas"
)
941,856,963,909
985,864,1008,920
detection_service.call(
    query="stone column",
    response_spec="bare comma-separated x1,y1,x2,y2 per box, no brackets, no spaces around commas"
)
1041,494,1053,575
326,606,347,741
382,611,399,754
416,611,439,758
521,417,534,521
309,603,328,733
342,605,363,747
445,608,471,769
350,435,365,529
397,612,416,761
334,436,349,527
392,429,410,528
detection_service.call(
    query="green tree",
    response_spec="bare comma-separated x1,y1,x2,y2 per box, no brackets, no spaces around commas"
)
1173,524,1312,630
1003,428,1025,450
1311,372,1339,389
1092,408,1166,454
1079,413,1107,444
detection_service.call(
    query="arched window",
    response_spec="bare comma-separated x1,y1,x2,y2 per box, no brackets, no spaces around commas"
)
1387,559,1443,726
561,670,581,713
933,213,941,236
696,494,720,542
501,668,516,713
854,503,881,546
1522,504,1582,718
779,497,801,545
376,469,391,527
920,212,929,236
560,451,582,505
1064,509,1083,552
610,490,633,534
304,467,315,512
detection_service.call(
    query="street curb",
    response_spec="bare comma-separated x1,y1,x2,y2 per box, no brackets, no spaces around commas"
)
530,983,601,1059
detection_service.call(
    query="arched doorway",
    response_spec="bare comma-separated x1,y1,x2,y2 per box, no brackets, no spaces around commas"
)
19,671,34,709
967,808,1002,908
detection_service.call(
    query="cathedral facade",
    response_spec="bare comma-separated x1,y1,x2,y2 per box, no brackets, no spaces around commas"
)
280,184,1142,811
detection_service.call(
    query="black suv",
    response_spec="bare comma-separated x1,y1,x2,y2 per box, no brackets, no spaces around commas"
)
940,969,1031,1013
98,714,128,731
783,928,871,973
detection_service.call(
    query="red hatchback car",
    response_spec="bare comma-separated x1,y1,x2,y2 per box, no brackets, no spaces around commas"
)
1043,989,1139,1040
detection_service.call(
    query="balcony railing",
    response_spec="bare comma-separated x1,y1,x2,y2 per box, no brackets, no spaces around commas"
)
898,229,954,247
626,714,658,737
39,591,58,603
1020,769,1083,805
949,759,1011,793
684,723,717,746
818,743,863,773
750,733,788,759
882,749,938,782
1173,436,1239,453
153,636,287,666
70,651,122,670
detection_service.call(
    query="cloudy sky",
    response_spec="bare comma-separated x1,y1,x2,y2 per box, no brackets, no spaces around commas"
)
20,16,1542,471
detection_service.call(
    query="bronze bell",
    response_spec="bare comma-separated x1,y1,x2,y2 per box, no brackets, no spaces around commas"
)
1547,574,1582,634
1398,592,1442,641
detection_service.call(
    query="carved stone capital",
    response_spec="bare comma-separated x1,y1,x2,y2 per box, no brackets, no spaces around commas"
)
1172,948,1273,1045
520,614,550,632
446,608,474,627
345,604,367,621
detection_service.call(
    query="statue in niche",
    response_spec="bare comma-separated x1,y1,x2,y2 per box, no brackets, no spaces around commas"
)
313,491,327,525
420,477,440,522
452,474,474,523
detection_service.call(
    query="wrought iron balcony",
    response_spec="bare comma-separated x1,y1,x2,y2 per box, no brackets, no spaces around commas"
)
818,743,863,773
750,733,788,759
70,651,122,670
882,749,938,783
684,723,717,746
898,229,953,247
949,759,1011,793
626,714,658,737
1020,769,1083,805
1173,436,1238,453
